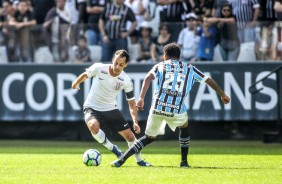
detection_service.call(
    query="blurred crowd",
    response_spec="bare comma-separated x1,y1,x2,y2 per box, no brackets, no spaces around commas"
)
0,0,282,63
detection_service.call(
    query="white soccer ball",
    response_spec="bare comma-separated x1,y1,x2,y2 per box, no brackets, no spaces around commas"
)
82,149,101,166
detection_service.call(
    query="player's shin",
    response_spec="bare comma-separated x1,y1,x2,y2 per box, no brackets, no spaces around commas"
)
127,140,142,162
91,129,113,150
179,126,190,164
121,135,155,161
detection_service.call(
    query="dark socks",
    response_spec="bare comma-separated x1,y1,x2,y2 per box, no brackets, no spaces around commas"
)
121,135,155,161
179,126,190,162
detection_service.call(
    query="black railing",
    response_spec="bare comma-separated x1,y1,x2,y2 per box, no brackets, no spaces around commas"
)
249,65,282,143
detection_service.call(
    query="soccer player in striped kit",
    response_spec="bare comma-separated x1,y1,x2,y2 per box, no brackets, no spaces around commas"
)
112,43,230,167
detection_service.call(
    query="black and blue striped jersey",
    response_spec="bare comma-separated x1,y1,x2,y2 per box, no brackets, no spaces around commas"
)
149,59,209,114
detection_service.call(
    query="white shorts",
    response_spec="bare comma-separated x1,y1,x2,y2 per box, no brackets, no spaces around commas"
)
145,109,188,137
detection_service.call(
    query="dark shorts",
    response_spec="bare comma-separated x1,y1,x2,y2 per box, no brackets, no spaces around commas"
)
83,108,130,133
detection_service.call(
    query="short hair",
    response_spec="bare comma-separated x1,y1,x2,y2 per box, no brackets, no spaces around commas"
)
78,35,87,42
114,49,130,63
163,43,181,59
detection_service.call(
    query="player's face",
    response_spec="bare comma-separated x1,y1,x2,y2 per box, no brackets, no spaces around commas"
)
112,56,127,75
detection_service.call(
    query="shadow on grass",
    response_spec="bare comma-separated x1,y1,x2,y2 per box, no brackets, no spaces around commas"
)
191,166,264,170
0,140,282,155
110,165,275,170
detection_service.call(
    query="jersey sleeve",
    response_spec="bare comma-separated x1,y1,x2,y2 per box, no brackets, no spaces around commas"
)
124,78,135,101
126,6,136,22
85,63,102,77
192,65,209,83
148,63,160,78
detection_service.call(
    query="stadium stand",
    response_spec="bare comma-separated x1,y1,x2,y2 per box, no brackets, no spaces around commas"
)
89,45,102,62
237,42,256,62
34,46,53,64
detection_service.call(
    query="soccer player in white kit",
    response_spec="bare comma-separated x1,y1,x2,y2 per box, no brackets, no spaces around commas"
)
112,43,230,167
72,49,151,166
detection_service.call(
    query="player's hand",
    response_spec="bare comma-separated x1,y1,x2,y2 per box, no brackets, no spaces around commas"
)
221,94,230,104
136,98,144,111
71,82,80,90
133,123,141,134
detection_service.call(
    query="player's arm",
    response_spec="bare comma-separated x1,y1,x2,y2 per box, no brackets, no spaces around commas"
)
128,99,141,134
71,72,89,90
137,72,155,111
205,78,230,104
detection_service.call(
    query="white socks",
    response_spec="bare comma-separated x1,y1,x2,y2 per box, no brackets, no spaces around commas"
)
92,129,143,162
91,129,113,150
127,140,142,162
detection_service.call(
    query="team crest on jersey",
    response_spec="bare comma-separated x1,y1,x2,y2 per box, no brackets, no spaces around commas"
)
114,82,122,90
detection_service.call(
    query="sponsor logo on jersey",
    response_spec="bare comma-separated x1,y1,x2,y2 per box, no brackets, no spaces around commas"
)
157,101,180,109
101,70,108,74
161,89,182,97
152,110,174,117
117,77,124,81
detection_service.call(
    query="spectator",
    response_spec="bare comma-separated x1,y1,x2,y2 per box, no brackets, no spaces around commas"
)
272,1,282,60
195,16,217,61
260,0,276,22
73,35,91,63
229,0,260,43
136,20,154,63
98,0,137,62
64,0,79,46
0,1,17,62
31,0,55,24
274,0,282,20
211,0,229,17
9,0,36,62
157,0,190,42
257,24,276,60
189,0,214,17
85,0,108,46
151,23,174,62
12,0,19,10
65,0,78,25
256,0,276,60
26,0,33,12
177,12,199,62
31,0,55,49
125,0,150,44
206,2,240,61
43,0,70,63
77,0,88,25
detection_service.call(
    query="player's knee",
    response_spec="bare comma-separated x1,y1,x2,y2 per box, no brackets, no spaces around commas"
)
124,132,136,142
87,120,100,133
180,122,188,128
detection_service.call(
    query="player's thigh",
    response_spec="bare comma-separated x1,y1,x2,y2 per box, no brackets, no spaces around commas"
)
84,108,101,132
166,113,188,130
145,113,166,137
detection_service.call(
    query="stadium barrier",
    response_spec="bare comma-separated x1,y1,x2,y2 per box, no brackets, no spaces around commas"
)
0,62,281,122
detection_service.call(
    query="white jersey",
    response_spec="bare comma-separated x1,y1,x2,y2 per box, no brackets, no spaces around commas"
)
83,63,134,111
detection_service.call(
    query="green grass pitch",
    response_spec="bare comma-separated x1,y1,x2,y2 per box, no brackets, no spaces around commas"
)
0,140,281,184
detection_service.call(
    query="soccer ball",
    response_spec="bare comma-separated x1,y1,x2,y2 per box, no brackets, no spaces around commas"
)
82,149,101,166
